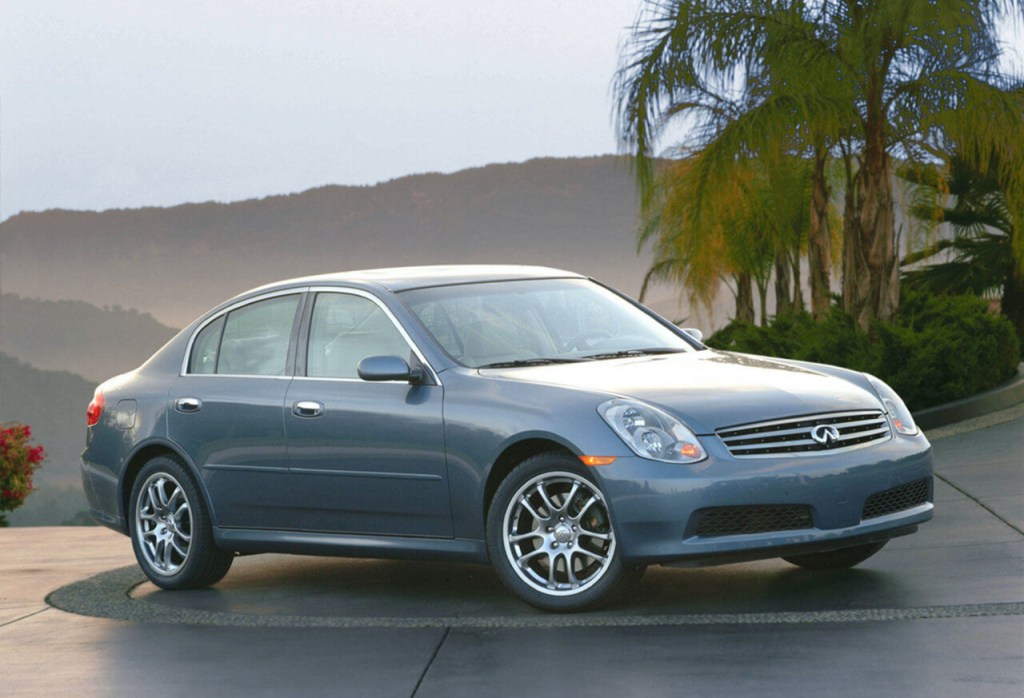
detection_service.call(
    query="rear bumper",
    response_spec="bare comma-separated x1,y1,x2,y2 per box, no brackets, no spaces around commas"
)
594,433,934,565
81,455,127,534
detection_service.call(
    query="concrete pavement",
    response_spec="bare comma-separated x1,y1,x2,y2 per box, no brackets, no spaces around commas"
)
2,406,1022,697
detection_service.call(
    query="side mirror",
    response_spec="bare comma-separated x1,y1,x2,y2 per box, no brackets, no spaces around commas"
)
357,355,425,383
681,327,704,344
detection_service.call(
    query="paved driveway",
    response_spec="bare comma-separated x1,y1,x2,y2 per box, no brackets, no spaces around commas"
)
2,408,1022,697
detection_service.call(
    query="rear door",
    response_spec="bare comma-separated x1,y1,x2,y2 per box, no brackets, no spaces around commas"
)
168,291,303,530
282,289,452,537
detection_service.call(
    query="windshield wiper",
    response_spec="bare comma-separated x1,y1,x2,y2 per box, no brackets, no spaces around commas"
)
477,358,592,369
582,347,686,360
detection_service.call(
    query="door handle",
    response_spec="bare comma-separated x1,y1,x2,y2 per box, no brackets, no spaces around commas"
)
175,397,202,413
292,400,324,418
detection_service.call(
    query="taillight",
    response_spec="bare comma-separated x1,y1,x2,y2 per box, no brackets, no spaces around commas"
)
86,390,105,427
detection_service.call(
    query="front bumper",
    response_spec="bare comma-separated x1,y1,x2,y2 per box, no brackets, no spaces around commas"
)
594,433,934,565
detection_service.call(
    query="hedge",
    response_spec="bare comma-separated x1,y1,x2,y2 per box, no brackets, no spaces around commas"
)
706,292,1021,411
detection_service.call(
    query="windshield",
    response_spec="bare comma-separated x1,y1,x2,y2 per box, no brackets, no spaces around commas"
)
399,278,694,368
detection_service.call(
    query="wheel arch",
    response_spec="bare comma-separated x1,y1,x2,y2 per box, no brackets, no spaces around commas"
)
119,439,216,528
482,433,580,520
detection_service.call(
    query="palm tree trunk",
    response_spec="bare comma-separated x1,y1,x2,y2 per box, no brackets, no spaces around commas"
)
1004,265,1024,346
735,273,755,323
756,277,769,326
843,118,900,330
774,256,793,316
791,251,804,313
808,147,831,319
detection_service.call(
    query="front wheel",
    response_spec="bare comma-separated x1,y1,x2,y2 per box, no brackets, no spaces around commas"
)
129,455,233,589
783,541,887,570
486,452,640,612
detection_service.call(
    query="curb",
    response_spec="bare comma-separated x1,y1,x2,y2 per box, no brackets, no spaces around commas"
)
913,363,1024,431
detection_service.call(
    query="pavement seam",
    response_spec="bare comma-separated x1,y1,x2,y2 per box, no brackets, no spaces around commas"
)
410,627,450,698
934,472,1024,536
45,566,1024,629
0,607,50,629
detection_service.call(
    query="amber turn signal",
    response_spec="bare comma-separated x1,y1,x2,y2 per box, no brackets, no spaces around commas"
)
579,455,616,466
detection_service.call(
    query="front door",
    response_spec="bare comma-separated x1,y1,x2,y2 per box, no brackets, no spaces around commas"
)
283,290,452,537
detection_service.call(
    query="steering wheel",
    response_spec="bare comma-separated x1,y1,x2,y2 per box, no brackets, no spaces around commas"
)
564,329,613,351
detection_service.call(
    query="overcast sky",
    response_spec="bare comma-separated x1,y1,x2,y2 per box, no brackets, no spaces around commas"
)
1,2,1020,221
0,1,640,220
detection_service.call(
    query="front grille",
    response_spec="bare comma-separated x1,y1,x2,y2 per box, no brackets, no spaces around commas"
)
717,410,890,458
863,478,931,520
695,505,813,537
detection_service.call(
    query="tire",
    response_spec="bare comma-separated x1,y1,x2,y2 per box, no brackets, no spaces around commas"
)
486,452,641,612
782,541,887,570
129,455,233,589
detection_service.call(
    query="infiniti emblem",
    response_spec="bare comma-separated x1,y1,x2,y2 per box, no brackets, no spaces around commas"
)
810,424,841,447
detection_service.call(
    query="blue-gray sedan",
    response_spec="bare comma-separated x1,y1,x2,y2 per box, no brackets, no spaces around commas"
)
82,265,933,611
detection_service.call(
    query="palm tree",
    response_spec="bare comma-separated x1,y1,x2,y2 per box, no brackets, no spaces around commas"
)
616,0,1023,330
638,153,811,325
903,150,1023,341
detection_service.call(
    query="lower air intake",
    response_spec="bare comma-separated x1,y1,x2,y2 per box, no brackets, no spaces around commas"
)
695,505,813,537
862,478,931,520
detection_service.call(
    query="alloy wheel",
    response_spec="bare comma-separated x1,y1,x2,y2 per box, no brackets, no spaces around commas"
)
502,470,616,596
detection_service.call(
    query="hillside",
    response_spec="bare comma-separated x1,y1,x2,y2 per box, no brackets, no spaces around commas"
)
0,156,700,328
0,294,179,382
0,353,94,484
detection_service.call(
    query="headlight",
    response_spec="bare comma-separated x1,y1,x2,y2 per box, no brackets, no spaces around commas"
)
598,398,707,463
865,375,918,436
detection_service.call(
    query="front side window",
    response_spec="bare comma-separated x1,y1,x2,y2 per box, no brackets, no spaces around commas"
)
307,293,412,378
187,294,300,376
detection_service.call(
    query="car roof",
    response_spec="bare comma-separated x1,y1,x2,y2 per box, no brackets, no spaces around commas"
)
251,264,585,294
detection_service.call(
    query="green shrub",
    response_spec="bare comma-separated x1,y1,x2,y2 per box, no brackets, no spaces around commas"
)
707,292,1021,411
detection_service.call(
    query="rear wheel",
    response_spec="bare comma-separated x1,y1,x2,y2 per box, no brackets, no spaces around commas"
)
487,452,640,612
129,455,233,589
783,541,887,570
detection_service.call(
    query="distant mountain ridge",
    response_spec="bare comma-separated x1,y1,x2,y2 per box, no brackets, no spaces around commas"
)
0,294,179,382
1,156,702,328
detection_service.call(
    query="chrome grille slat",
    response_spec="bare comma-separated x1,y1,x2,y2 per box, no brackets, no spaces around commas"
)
720,425,822,441
836,417,893,430
717,410,891,458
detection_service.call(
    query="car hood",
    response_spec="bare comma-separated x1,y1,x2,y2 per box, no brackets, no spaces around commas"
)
481,350,883,434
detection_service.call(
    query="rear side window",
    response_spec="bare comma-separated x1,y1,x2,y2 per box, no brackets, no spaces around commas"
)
188,316,225,374
188,295,300,376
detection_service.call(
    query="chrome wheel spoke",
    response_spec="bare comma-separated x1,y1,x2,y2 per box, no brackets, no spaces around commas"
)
562,481,580,512
575,495,598,520
508,530,542,544
519,496,545,524
575,547,608,564
579,528,611,542
516,547,546,567
564,553,579,586
144,485,161,514
156,478,170,507
535,484,558,517
170,537,189,558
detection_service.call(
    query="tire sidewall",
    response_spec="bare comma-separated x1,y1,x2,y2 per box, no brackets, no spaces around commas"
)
486,452,629,612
